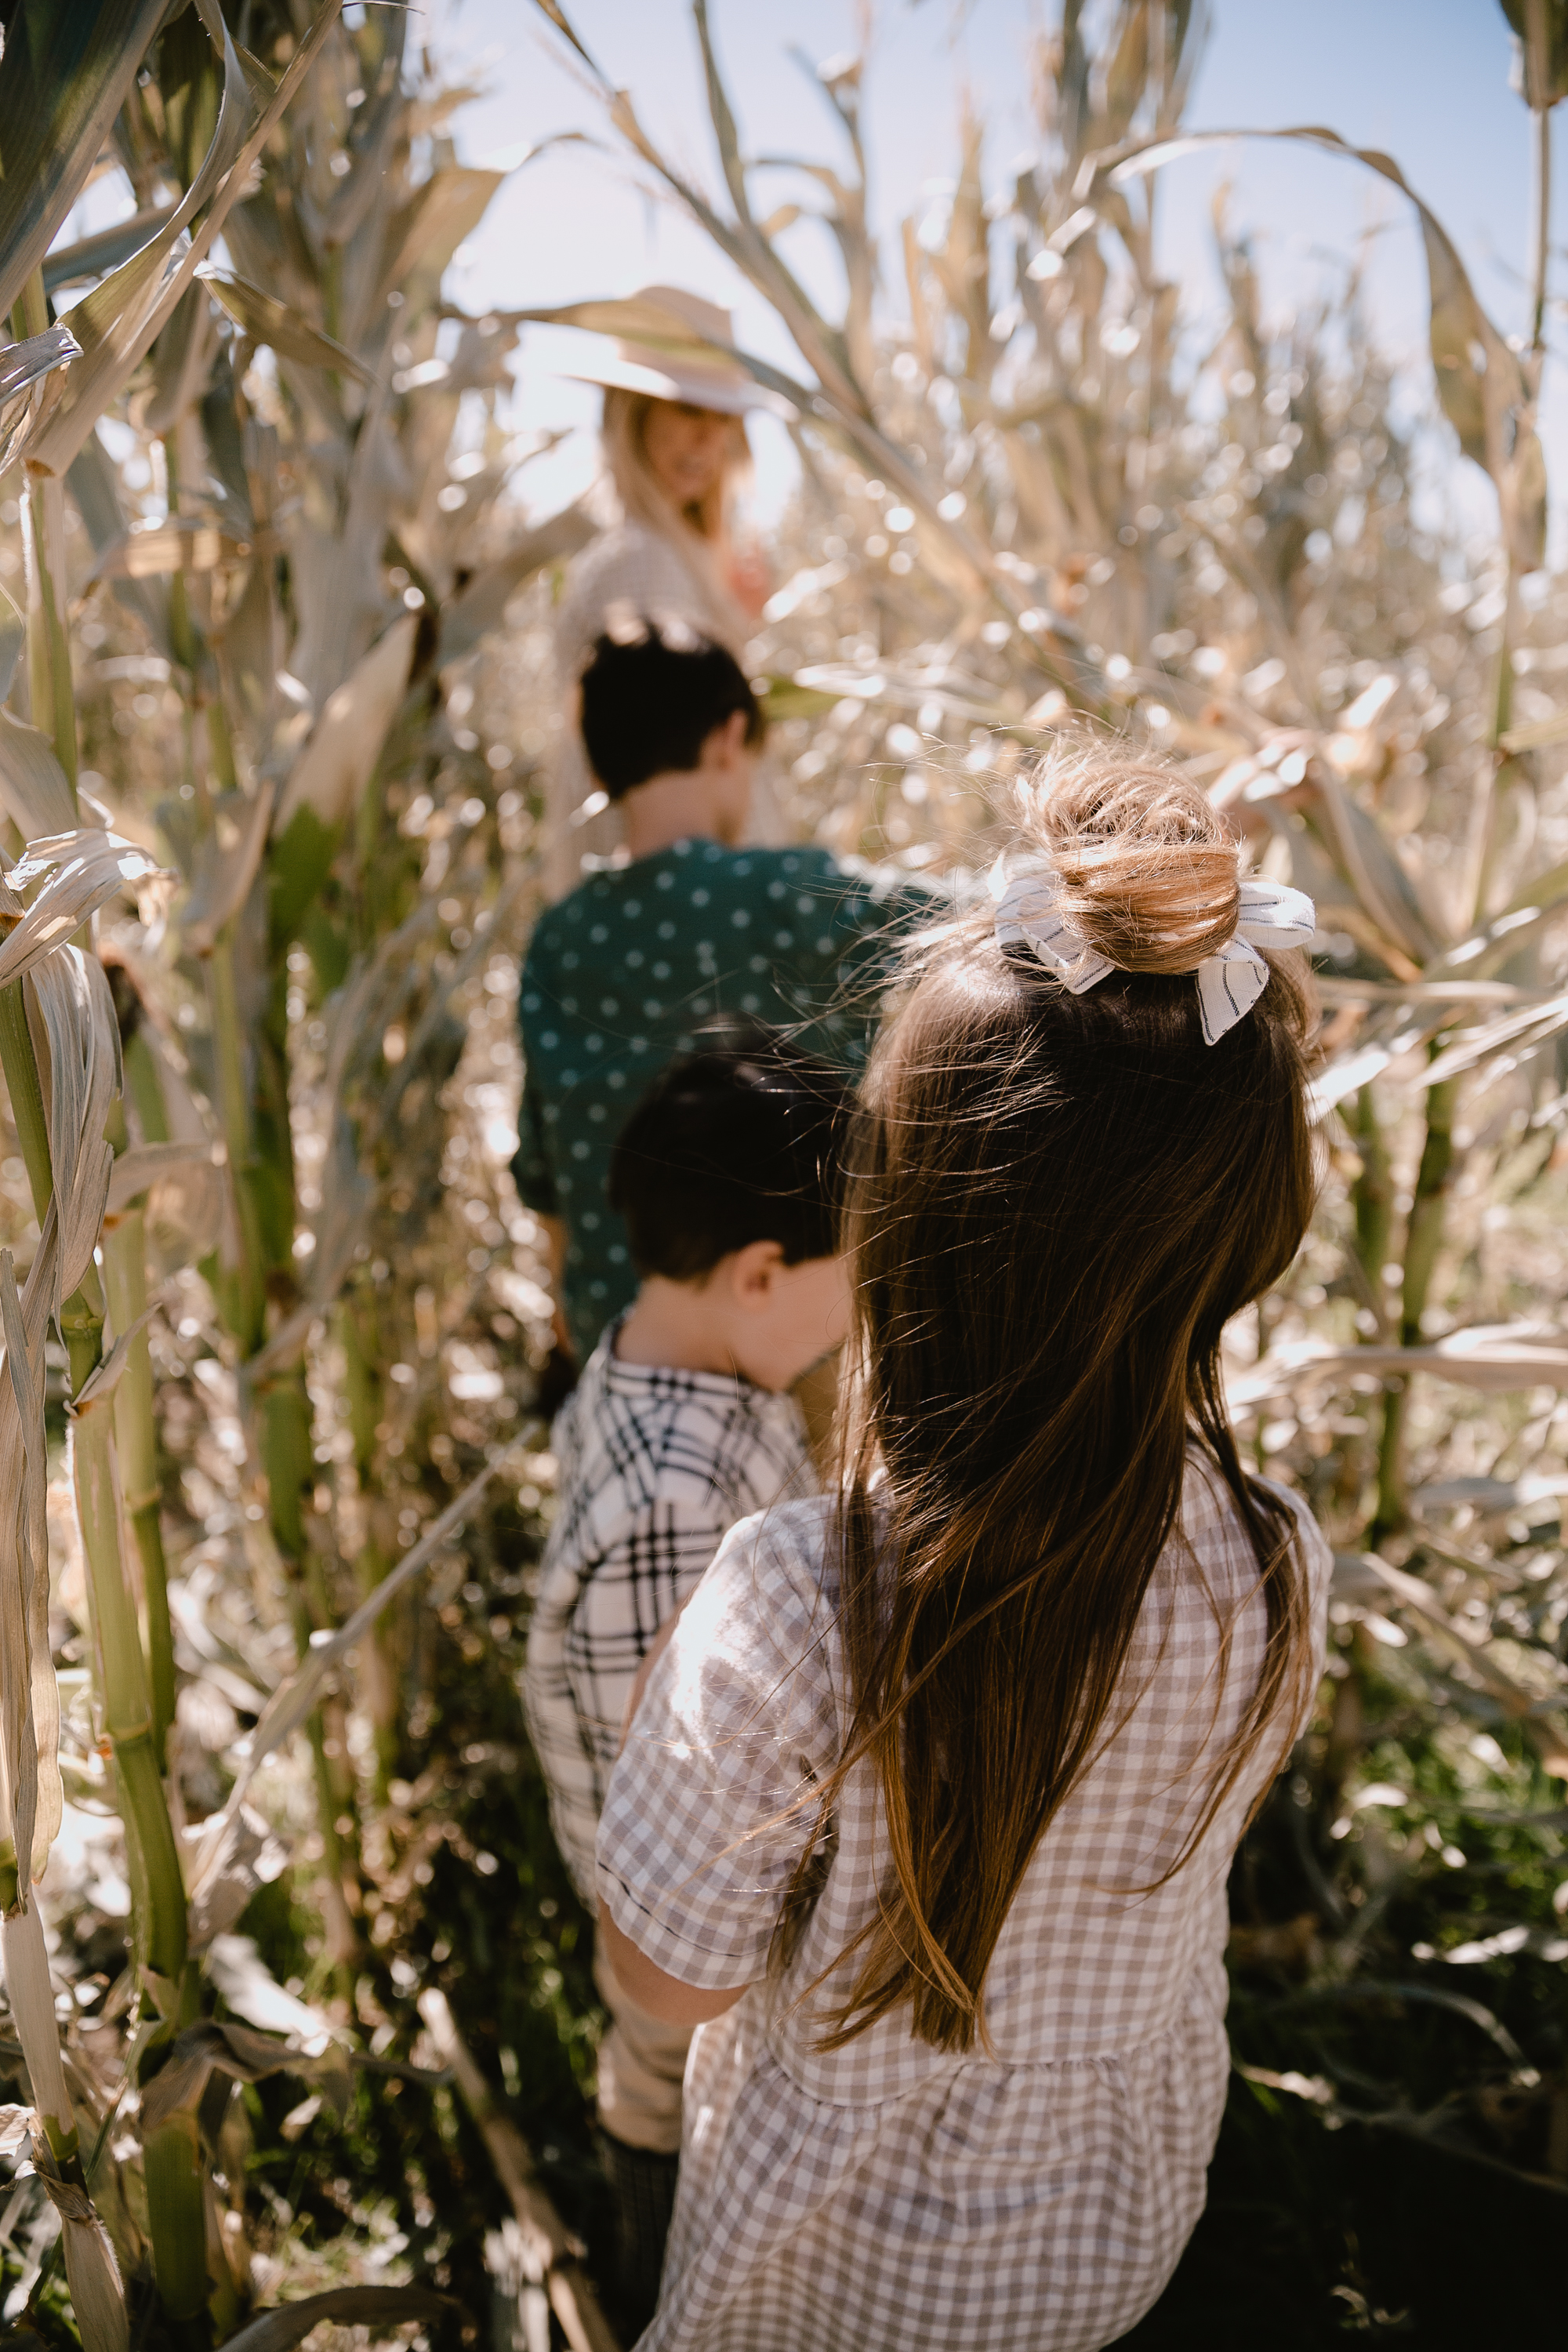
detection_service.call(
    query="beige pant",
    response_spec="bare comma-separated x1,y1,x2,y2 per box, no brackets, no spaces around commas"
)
593,1940,693,2156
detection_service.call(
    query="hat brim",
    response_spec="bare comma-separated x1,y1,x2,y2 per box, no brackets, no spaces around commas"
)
558,352,795,420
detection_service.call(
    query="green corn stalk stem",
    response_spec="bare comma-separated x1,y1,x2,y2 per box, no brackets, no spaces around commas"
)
72,1392,187,1991
0,981,53,1214
205,928,268,1352
102,1206,176,1768
74,1382,208,2330
0,979,201,2327
1350,1083,1393,1326
140,2111,209,2339
338,1296,400,1798
1374,1075,1459,1541
9,274,76,786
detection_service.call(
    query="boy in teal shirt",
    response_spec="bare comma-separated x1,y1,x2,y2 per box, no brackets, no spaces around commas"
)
514,616,940,1362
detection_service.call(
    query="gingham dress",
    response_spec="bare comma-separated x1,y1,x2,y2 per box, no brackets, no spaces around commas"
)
523,1327,814,1903
597,1455,1331,2352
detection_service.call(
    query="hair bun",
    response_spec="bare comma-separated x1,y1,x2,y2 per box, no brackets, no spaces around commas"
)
1015,745,1241,975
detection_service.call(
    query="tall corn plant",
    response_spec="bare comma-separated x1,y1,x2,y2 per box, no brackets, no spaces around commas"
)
525,0,1568,2186
67,0,588,1947
0,3,528,2344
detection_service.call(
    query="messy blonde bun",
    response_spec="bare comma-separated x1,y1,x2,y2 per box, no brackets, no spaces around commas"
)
1015,741,1242,976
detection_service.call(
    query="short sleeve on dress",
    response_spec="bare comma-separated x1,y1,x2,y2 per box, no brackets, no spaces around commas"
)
596,1501,841,1991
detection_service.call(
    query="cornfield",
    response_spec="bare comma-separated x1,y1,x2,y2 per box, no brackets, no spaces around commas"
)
0,1,1563,2347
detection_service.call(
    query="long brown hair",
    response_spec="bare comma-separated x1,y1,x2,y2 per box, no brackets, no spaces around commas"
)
786,748,1320,2055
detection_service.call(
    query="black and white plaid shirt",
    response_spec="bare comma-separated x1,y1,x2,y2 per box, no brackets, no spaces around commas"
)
523,1322,815,1902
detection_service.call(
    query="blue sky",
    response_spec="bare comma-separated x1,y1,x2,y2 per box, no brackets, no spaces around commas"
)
410,2,1552,546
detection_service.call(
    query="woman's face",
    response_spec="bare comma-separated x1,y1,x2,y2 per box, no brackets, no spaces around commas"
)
641,400,733,508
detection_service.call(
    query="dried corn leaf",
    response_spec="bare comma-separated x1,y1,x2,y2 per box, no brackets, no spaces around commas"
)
107,1141,212,1214
27,2,349,481
139,2017,348,2138
26,952,121,1308
179,784,275,956
1230,1320,1568,1406
0,0,171,326
43,205,180,298
437,508,594,664
375,167,505,312
0,709,82,840
1419,989,1568,1087
273,616,416,836
195,266,373,384
90,520,249,582
0,833,165,992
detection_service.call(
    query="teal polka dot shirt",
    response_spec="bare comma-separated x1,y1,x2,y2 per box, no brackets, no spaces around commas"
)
514,837,943,1359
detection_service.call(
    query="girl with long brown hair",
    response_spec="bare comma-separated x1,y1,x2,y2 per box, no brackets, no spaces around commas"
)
595,749,1334,2351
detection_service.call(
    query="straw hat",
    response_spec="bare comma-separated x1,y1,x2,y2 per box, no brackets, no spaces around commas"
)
552,285,794,419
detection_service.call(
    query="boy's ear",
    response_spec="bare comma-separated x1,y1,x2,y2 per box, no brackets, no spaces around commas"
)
703,707,750,771
727,1237,785,1308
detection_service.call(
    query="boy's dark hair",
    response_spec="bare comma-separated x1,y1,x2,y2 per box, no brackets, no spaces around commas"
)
579,613,766,800
608,1025,851,1281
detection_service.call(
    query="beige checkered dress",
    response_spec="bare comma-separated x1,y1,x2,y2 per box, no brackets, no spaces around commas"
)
597,1454,1331,2351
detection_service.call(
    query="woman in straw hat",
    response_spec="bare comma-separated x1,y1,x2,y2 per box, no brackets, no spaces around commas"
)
546,285,793,898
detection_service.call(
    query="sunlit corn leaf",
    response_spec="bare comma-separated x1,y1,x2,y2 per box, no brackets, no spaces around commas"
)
0,325,82,470
24,953,119,1308
107,1140,212,1215
1230,1320,1568,1406
272,616,416,836
27,2,349,481
0,707,79,840
20,0,253,478
216,2288,451,2352
203,1936,340,2050
0,833,167,993
436,507,594,665
1417,989,1568,1087
183,1813,288,1953
43,205,181,298
194,265,374,384
66,430,171,657
1497,703,1568,755
0,0,171,326
89,518,249,583
1351,1551,1568,1734
1308,768,1446,967
374,165,508,321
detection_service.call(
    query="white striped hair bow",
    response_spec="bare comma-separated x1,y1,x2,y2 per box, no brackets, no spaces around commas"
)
990,860,1316,1045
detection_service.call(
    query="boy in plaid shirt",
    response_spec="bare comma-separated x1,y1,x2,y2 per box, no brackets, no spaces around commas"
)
522,1029,852,2328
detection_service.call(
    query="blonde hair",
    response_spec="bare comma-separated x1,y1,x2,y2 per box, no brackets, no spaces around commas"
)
601,387,753,645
